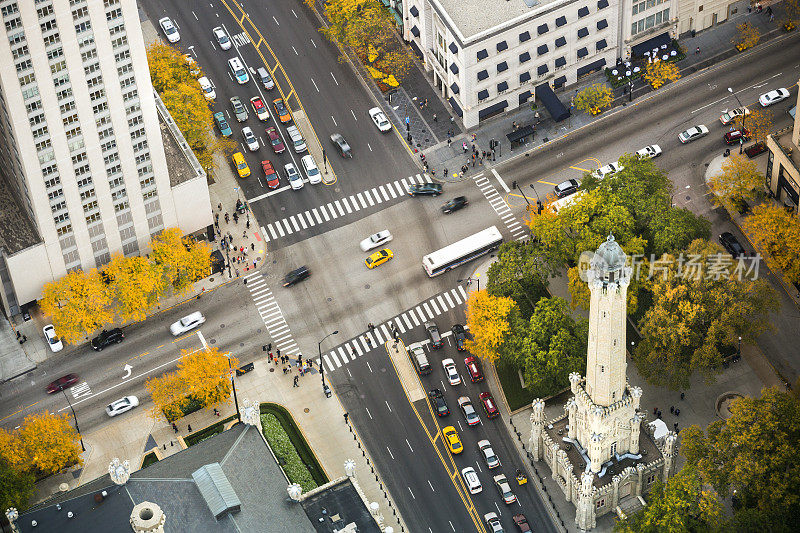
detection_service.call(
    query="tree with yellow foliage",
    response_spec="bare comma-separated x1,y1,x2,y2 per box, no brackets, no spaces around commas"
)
464,290,516,363
733,22,760,51
146,42,198,93
644,59,681,89
40,269,113,344
16,412,82,474
149,228,211,293
146,370,189,422
707,154,763,215
735,109,773,144
574,83,613,115
105,255,166,322
743,203,800,285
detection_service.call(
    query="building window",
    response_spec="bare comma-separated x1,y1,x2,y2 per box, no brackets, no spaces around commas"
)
578,6,589,17
647,473,656,484
610,442,617,455
596,499,605,509
477,89,489,101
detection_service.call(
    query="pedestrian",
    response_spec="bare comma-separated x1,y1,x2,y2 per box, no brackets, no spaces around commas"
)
447,138,451,146
368,323,375,330
433,113,438,122
769,12,774,21
657,410,662,419
462,141,468,153
680,392,685,400
172,422,178,433
225,212,230,223
243,230,247,238
450,116,455,124
277,348,281,357
213,408,220,416
251,243,255,250
443,168,448,177
366,337,372,347
483,150,487,159
350,347,356,357
293,375,299,387
675,408,680,416
283,367,287,374
344,412,349,423
269,352,273,361
670,406,674,414
187,424,192,432
535,111,540,123
674,422,678,430
696,46,700,54
215,213,219,224
653,407,658,415
298,353,303,364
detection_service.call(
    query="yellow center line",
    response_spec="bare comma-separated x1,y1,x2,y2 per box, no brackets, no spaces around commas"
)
0,401,40,422
156,344,165,349
570,165,591,172
538,179,558,186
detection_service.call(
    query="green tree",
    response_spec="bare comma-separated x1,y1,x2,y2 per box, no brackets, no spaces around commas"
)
744,203,800,285
0,457,35,513
39,269,113,344
708,154,763,215
486,241,549,319
574,83,613,115
681,387,800,528
614,465,722,533
635,239,778,389
149,228,211,293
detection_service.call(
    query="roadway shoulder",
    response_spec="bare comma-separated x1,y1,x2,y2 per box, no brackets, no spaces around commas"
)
292,109,336,185
386,341,425,403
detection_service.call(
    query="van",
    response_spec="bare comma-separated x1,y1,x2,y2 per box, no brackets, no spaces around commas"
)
409,346,431,375
286,125,307,153
257,67,275,90
300,154,321,184
228,57,249,84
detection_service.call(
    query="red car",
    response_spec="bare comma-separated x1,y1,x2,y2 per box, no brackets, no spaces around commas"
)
464,356,484,382
479,391,499,419
724,128,750,145
46,373,79,394
261,160,280,189
513,514,531,532
265,126,285,154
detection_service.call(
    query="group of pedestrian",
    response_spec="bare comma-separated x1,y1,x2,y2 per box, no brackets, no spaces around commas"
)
652,391,687,433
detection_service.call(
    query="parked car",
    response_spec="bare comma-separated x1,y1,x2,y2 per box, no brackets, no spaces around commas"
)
493,474,517,504
442,196,468,213
300,154,321,184
159,17,180,43
286,125,307,153
425,321,443,348
513,514,532,532
46,373,78,394
635,144,662,159
285,162,303,190
461,467,482,494
265,126,285,154
479,391,499,418
261,160,280,189
442,426,463,454
592,161,623,179
283,266,310,287
719,107,749,125
250,96,269,121
759,88,790,107
409,183,442,197
451,324,466,351
360,230,393,252
330,133,352,157
212,26,231,50
91,328,124,351
428,388,449,416
369,107,392,132
442,358,461,385
409,346,431,375
257,67,274,90
724,128,750,145
478,439,501,468
170,312,205,336
678,125,709,143
458,396,481,426
272,98,292,123
183,54,200,77
230,96,248,122
43,324,63,352
232,152,250,178
719,232,746,258
464,356,484,383
228,57,249,84
554,179,579,198
485,512,503,533
197,76,216,100
242,126,259,151
365,248,393,269
106,396,139,417
214,112,232,137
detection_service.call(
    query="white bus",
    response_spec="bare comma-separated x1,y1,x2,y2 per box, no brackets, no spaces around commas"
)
548,191,586,214
422,226,504,277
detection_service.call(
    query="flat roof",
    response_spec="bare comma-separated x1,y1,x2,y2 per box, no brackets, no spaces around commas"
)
158,111,202,188
433,0,568,43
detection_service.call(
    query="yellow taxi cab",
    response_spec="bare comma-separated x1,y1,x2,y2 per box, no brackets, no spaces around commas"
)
232,152,250,178
365,248,393,269
442,426,463,454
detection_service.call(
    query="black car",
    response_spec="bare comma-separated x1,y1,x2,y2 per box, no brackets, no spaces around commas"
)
425,320,443,348
554,179,579,199
428,388,449,416
91,328,124,351
719,232,746,258
441,196,468,213
409,183,442,197
330,133,352,158
283,266,310,287
451,324,466,351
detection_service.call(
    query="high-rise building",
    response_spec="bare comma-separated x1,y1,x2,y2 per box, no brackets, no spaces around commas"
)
0,0,211,315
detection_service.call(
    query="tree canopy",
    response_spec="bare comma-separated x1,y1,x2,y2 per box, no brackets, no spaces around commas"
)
149,229,211,293
743,203,800,286
644,59,680,89
0,457,35,513
486,241,549,319
0,412,82,476
574,83,613,115
105,254,166,322
707,154,762,215
39,269,113,344
464,290,516,363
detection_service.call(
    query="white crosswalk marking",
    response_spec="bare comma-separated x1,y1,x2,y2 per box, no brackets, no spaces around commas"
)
335,200,345,216
246,273,303,360
319,205,330,221
342,197,353,213
71,382,91,399
312,208,322,223
429,298,441,315
473,174,528,240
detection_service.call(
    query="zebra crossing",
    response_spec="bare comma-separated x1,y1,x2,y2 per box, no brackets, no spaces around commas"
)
319,285,469,372
473,175,528,241
261,174,433,243
244,271,300,354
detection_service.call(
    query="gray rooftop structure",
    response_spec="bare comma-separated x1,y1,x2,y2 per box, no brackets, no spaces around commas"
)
433,0,569,43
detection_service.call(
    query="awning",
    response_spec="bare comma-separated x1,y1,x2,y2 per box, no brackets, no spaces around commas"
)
519,90,532,104
449,63,459,74
409,5,419,17
535,83,570,122
411,25,420,37
631,32,671,57
448,97,463,117
519,51,531,63
597,39,608,50
497,81,508,92
507,124,535,143
478,99,508,120
520,71,531,83
450,82,460,94
409,39,423,59
554,75,567,88
577,57,606,77
449,42,458,54
578,27,589,38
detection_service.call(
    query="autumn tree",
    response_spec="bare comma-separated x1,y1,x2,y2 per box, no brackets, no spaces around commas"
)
0,457,35,513
707,154,763,214
784,0,800,28
3,412,83,475
40,269,114,343
149,228,211,293
146,370,190,422
613,465,722,533
486,241,549,318
634,239,778,390
681,387,800,529
146,42,198,93
104,254,166,321
743,203,800,285
733,22,760,51
464,290,516,363
574,83,613,115
735,109,773,144
644,59,680,89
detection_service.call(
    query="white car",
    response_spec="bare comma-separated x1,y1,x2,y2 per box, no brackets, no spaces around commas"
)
759,88,790,107
494,474,517,504
300,154,321,184
484,512,503,533
170,311,205,336
458,396,480,426
158,17,180,43
359,230,393,252
242,127,259,151
212,26,231,50
636,144,662,159
592,161,623,179
105,396,139,417
369,107,392,132
461,467,482,494
43,324,63,352
198,76,216,100
183,54,200,77
442,358,461,385
285,162,304,190
678,125,709,143
719,107,749,125
478,439,501,468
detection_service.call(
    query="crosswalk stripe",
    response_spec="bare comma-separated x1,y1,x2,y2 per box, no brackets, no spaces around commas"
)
248,278,266,289
423,174,433,183
408,309,420,326
371,188,382,203
330,352,342,368
297,214,307,230
451,288,463,304
323,354,333,370
304,212,315,227
422,302,434,319
458,285,467,300
400,178,410,192
342,197,353,213
319,204,330,221
350,341,363,356
282,219,294,234
386,184,398,199
364,190,375,206
281,342,299,353
274,222,285,237
394,318,405,333
429,298,441,315
312,208,322,224
379,186,390,201
380,324,392,341
267,224,278,239
338,346,351,362
335,200,345,216
354,192,364,209
326,202,338,219
436,295,448,311
402,313,413,329
443,292,455,308
415,306,427,322
395,181,406,196
360,335,371,351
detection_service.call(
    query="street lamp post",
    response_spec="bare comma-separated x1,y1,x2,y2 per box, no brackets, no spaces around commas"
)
628,80,634,103
458,277,480,292
318,330,339,390
529,184,543,214
61,389,85,452
727,87,747,154
512,181,532,209
225,354,241,422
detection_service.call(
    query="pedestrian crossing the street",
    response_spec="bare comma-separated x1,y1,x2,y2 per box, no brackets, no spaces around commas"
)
319,285,469,372
260,174,433,243
473,175,528,241
244,272,300,355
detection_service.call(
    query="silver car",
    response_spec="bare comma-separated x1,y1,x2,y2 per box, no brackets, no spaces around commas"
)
212,26,231,50
159,17,180,43
359,230,393,252
592,161,623,179
106,396,139,417
678,125,709,143
170,312,205,336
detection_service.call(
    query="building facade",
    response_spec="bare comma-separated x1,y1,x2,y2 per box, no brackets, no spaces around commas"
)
529,236,676,530
0,0,210,315
676,0,748,35
764,78,800,215
621,0,679,59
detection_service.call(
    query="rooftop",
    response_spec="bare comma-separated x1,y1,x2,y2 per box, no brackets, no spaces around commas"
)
158,104,204,188
301,478,382,533
433,0,569,43
774,129,800,177
0,171,42,256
